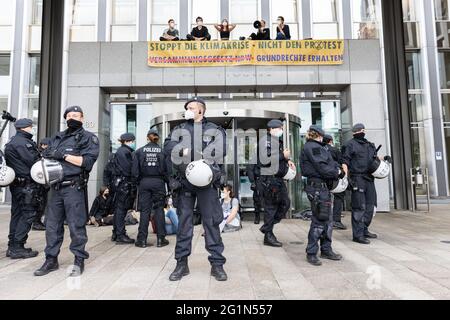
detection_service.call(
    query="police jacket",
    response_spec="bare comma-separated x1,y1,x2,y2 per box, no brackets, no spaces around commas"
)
341,137,377,175
247,164,260,183
47,127,99,178
325,144,343,165
4,131,40,179
112,144,134,178
163,117,226,177
257,134,289,178
132,141,167,182
300,139,340,181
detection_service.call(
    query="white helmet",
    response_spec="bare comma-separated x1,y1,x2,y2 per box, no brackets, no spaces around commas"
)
31,159,64,186
283,166,297,181
185,160,213,187
330,176,349,193
0,163,16,187
372,160,390,179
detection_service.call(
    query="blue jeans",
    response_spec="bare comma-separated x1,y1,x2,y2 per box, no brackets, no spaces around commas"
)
165,209,179,235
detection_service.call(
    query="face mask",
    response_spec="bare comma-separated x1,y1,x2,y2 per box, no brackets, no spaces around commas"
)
220,192,225,199
67,119,83,130
271,129,283,138
185,110,195,120
126,141,135,150
354,133,366,140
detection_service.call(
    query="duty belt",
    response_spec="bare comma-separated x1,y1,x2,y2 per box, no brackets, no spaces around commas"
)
53,179,81,190
307,179,328,189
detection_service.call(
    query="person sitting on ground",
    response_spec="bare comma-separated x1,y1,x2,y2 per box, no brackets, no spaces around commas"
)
187,17,211,41
219,185,241,233
88,187,112,227
214,19,236,40
160,19,180,41
164,198,179,235
275,16,291,40
241,20,270,40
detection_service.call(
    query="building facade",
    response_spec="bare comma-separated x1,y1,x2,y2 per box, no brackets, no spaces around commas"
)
1,0,449,212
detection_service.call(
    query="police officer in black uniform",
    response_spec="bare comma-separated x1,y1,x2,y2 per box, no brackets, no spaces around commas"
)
342,123,388,244
247,164,262,224
5,119,41,259
111,133,137,244
256,119,292,247
32,137,51,231
323,134,347,230
34,106,99,276
164,97,228,282
132,129,169,248
300,126,344,266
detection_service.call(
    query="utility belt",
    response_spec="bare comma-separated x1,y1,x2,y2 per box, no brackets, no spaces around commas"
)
141,175,165,180
11,177,34,188
53,175,86,191
307,178,328,189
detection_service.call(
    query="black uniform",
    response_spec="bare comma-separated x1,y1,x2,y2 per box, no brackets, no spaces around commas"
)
247,164,262,223
300,139,340,256
44,127,99,259
325,144,345,223
164,117,226,266
111,144,135,238
342,137,378,239
4,131,41,250
256,134,290,235
132,141,167,243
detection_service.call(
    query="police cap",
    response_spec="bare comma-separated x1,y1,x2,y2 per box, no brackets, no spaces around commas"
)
323,134,333,144
120,133,136,141
309,125,325,137
63,106,84,119
147,129,159,136
14,118,33,129
267,119,283,129
40,137,52,145
184,97,206,110
352,123,365,133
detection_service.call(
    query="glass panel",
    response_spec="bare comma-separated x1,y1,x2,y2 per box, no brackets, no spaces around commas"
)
405,52,422,90
230,0,258,23
404,22,419,48
352,22,379,39
112,0,137,25
409,94,424,123
230,24,254,40
32,0,43,25
27,98,40,138
435,0,450,20
0,55,10,76
0,0,14,25
192,0,220,23
29,56,40,94
111,25,136,41
352,0,377,22
312,23,339,39
436,21,450,48
443,93,450,122
271,0,298,23
72,0,97,25
312,0,338,23
402,0,417,21
70,25,97,41
151,0,179,24
438,52,450,89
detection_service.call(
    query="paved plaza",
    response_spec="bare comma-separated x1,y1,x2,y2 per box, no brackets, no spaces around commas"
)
1,205,450,300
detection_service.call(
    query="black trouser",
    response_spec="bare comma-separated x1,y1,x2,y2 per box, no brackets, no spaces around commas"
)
333,192,345,223
305,184,333,255
351,175,377,239
258,176,290,234
253,179,262,220
137,177,166,242
113,180,134,237
8,184,39,248
34,188,48,224
175,182,225,266
44,184,89,259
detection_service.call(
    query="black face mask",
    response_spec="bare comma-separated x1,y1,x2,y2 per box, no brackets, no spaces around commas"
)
67,119,83,130
354,133,366,140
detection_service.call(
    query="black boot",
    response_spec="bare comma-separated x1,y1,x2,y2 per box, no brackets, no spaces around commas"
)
157,236,169,248
211,265,228,281
307,254,322,266
32,221,46,231
135,240,148,248
115,234,135,245
353,237,371,245
34,256,59,276
9,245,39,260
320,251,343,261
254,213,260,224
69,257,85,277
364,231,378,239
333,221,347,230
169,260,190,281
263,232,282,247
111,231,117,242
5,244,32,257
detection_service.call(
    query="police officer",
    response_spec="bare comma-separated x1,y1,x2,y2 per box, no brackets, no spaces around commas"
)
132,129,169,248
300,126,344,266
247,164,262,224
5,119,41,259
323,134,347,230
163,97,227,282
111,133,137,244
32,137,51,231
34,106,99,276
256,119,292,247
342,123,388,244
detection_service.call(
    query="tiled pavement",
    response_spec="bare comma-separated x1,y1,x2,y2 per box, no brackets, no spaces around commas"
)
1,205,450,300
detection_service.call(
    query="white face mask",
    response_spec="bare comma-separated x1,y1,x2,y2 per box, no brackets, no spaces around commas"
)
185,110,195,120
220,192,225,199
271,129,283,138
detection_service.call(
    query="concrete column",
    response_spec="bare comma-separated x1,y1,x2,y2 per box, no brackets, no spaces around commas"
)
180,0,189,38
138,0,147,41
342,0,352,39
221,0,229,20
301,0,312,39
97,0,107,41
261,0,270,23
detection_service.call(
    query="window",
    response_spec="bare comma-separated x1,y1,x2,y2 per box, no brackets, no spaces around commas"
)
149,0,179,41
435,0,450,47
312,0,339,39
435,0,449,21
0,55,10,76
29,56,40,94
439,52,450,89
72,0,97,25
32,0,43,25
111,0,137,41
229,0,259,40
191,0,220,39
270,0,299,40
402,0,419,48
352,0,379,39
406,52,422,90
0,0,14,25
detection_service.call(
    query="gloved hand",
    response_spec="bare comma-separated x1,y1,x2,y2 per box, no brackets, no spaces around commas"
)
48,149,65,161
250,183,256,191
384,155,392,163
